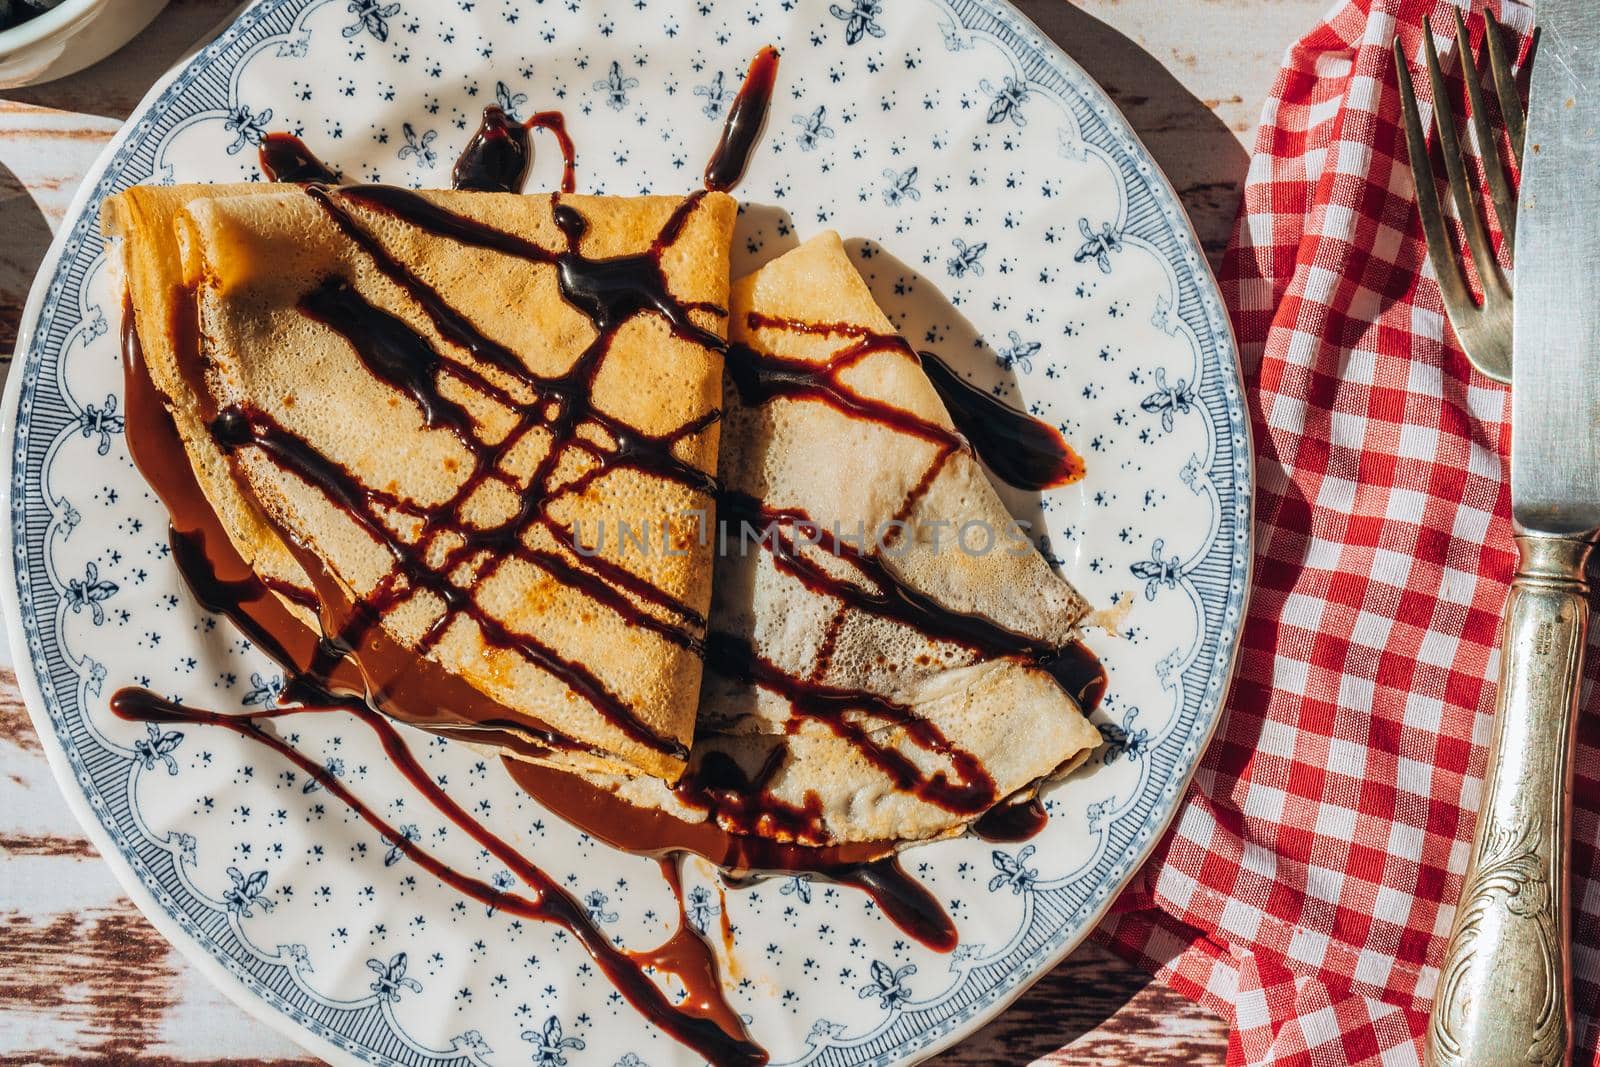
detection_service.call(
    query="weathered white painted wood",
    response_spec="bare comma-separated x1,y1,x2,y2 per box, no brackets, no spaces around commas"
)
0,0,1326,1060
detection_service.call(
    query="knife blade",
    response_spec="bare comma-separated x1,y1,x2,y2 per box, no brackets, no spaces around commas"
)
1512,0,1600,532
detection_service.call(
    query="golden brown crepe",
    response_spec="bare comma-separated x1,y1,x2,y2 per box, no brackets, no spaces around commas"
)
571,232,1102,847
105,184,737,782
105,184,317,615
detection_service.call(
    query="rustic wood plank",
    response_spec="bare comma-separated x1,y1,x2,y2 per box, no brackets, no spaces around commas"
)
0,0,1327,1060
0,668,323,1063
931,942,1229,1066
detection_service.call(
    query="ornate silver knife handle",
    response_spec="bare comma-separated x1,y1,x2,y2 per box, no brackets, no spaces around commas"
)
1426,533,1589,1067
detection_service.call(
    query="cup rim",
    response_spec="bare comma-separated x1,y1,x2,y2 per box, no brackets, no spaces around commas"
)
0,0,106,57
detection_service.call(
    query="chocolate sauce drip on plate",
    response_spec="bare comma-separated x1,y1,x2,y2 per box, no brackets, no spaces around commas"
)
705,46,780,192
919,350,1085,491
972,793,1049,842
453,105,577,194
258,132,340,183
502,760,955,951
109,689,764,1065
836,859,958,952
1040,641,1109,713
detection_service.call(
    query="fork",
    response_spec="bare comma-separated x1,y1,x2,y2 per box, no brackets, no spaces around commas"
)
1394,9,1525,385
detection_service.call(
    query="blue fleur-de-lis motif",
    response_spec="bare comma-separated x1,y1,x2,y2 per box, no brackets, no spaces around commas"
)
78,394,124,456
223,866,275,917
1074,218,1122,274
987,844,1038,894
980,76,1029,127
996,330,1040,374
398,123,438,167
222,104,274,155
829,0,886,45
64,562,118,625
583,890,619,925
1099,706,1150,764
282,943,312,971
1140,367,1196,433
522,1016,586,1067
793,106,835,151
242,671,283,707
685,884,719,933
881,166,920,206
302,756,344,794
452,1031,492,1055
85,657,106,695
481,870,517,915
779,875,813,904
946,238,987,278
857,959,917,1010
595,60,639,112
938,14,973,51
496,80,529,116
613,1055,647,1067
694,71,730,119
381,823,420,866
133,722,183,775
366,952,423,1003
1131,538,1182,600
342,0,401,42
177,832,198,866
1085,796,1115,833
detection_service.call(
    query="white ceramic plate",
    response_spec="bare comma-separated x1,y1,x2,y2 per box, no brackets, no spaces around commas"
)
3,0,1251,1063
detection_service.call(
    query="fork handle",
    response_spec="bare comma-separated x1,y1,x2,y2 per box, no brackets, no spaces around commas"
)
1425,532,1588,1067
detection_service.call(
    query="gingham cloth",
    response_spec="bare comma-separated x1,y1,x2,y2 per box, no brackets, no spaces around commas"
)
1090,1,1600,1063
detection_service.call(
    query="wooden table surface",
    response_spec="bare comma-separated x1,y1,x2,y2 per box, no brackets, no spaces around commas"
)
0,0,1323,1061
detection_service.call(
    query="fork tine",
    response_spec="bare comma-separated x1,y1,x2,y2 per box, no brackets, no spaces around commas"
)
1482,8,1526,168
1395,36,1475,317
1422,15,1506,297
1454,8,1516,257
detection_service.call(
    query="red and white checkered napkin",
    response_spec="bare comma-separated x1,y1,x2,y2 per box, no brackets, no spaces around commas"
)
1091,1,1600,1063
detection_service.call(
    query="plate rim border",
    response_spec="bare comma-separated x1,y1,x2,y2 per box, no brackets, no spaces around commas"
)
0,0,1258,1062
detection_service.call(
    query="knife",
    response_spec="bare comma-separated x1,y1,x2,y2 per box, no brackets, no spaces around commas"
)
1425,5,1600,1065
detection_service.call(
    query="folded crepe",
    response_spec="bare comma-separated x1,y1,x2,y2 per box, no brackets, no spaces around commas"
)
105,184,737,782
575,232,1102,848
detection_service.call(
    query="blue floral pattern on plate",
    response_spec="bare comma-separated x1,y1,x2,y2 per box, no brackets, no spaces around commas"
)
2,0,1251,1063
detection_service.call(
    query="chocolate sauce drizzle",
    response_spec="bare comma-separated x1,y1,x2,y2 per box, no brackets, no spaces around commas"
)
258,133,340,183
920,351,1085,491
972,793,1049,843
255,171,1102,830
231,183,733,759
705,633,996,818
110,690,763,1065
705,46,780,192
453,105,577,194
123,51,1107,1050
702,312,1105,838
